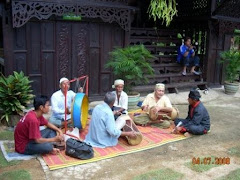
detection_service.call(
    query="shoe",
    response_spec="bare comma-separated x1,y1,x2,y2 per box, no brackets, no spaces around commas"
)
192,71,202,75
182,71,186,76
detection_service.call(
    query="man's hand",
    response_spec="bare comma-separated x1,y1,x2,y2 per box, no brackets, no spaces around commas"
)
78,87,83,93
66,108,71,114
55,135,64,142
127,131,137,139
142,105,149,112
113,110,121,116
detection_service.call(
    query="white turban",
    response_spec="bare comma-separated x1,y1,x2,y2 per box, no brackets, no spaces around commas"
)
112,79,124,88
59,77,69,84
155,83,165,90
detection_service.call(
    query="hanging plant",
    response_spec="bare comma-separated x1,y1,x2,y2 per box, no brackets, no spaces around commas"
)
148,0,177,27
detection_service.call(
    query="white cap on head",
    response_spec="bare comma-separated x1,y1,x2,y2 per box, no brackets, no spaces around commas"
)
112,79,124,88
155,83,165,90
59,77,69,84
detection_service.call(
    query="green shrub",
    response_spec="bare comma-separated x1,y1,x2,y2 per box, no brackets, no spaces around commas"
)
0,71,34,125
105,45,154,93
220,50,240,83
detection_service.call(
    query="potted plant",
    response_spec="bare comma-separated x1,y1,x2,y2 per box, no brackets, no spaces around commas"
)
0,71,34,126
220,49,240,95
105,45,155,109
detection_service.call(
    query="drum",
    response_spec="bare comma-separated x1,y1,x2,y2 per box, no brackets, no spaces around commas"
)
122,115,143,146
71,93,89,129
149,106,179,121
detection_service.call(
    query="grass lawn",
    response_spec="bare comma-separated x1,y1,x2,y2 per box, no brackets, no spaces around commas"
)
228,146,240,157
133,168,184,180
0,130,14,141
185,156,219,172
0,169,31,180
0,150,20,168
216,168,240,180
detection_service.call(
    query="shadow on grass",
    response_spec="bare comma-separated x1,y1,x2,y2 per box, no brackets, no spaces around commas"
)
132,168,184,180
215,168,240,180
0,169,31,180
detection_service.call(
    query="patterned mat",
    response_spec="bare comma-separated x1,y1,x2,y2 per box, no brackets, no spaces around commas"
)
42,124,187,170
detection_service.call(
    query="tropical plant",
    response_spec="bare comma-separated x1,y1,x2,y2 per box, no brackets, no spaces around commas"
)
105,45,155,93
0,71,34,125
148,0,178,27
220,49,240,83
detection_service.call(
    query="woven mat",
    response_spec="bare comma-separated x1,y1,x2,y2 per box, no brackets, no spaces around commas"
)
42,121,187,170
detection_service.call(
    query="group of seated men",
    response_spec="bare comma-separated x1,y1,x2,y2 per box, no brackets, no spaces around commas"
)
14,77,210,155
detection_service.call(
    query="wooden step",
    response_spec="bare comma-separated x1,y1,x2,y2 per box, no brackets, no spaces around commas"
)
132,81,207,94
130,28,179,37
146,73,201,78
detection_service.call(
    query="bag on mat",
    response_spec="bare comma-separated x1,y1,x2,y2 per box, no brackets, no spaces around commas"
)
65,138,94,160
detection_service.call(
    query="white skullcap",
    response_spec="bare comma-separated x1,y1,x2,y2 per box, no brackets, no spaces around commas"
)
112,79,124,88
155,83,165,90
59,77,69,84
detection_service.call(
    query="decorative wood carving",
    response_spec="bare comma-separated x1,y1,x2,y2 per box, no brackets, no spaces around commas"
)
77,28,87,76
58,24,69,77
12,0,131,31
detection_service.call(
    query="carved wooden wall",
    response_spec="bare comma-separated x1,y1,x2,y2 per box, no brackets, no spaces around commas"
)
5,20,125,97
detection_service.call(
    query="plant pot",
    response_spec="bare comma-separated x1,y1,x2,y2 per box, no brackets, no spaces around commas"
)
128,92,140,111
224,81,239,95
9,115,22,127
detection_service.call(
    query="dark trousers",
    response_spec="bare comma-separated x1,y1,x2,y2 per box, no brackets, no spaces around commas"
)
175,118,206,135
181,56,200,67
24,128,56,155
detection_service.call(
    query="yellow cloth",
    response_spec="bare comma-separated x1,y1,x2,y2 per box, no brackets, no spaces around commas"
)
142,93,172,110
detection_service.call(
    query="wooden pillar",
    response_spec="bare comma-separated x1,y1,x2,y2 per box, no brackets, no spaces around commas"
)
2,6,14,76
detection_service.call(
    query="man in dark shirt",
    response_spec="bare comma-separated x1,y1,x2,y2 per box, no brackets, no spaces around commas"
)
173,89,210,136
14,95,64,155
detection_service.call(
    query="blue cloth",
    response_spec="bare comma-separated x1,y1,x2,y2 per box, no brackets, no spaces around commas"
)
177,44,195,63
84,102,121,148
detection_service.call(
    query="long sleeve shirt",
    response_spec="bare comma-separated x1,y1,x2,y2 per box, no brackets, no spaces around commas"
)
50,90,76,120
185,102,210,130
84,102,121,148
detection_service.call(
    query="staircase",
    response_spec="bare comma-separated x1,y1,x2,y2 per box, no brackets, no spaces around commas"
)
130,28,207,94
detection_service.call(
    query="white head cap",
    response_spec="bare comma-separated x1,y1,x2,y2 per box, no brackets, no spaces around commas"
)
155,83,165,90
59,77,69,84
112,79,124,88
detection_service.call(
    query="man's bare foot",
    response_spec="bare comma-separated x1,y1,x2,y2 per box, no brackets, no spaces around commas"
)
50,148,60,155
184,132,192,137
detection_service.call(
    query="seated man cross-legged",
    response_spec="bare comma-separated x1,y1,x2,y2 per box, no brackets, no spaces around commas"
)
49,77,75,128
139,83,173,129
112,79,128,119
84,92,136,148
173,89,210,137
14,95,64,155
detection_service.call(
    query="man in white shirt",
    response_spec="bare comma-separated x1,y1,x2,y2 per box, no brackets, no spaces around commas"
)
140,83,173,128
111,79,128,119
49,77,75,128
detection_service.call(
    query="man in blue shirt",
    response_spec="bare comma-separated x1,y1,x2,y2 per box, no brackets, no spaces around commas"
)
85,92,136,148
177,37,201,76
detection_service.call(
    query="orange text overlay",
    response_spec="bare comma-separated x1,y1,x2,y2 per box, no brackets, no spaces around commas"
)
192,157,230,165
